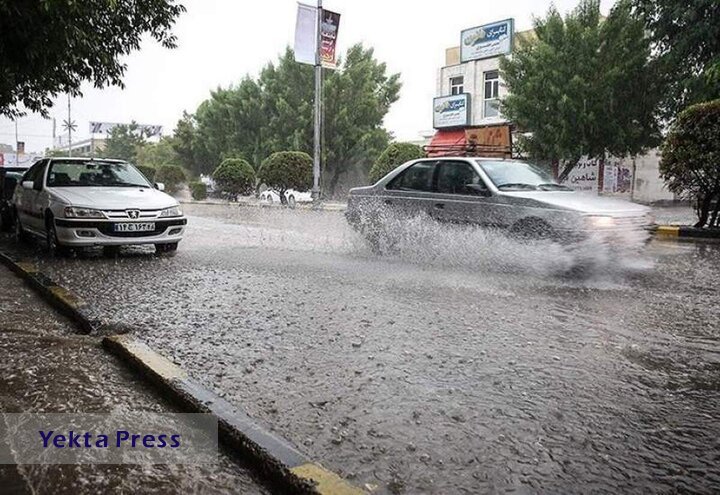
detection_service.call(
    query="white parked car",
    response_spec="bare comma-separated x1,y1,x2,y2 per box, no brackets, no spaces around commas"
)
259,189,312,208
13,157,187,254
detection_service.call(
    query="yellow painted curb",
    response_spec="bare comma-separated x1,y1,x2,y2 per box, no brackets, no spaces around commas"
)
106,335,187,381
291,463,367,495
655,225,680,237
14,261,37,274
49,285,83,308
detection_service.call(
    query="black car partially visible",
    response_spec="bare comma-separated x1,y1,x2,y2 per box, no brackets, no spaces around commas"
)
0,167,26,231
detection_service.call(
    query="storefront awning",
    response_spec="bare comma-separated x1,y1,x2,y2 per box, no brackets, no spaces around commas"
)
424,129,467,157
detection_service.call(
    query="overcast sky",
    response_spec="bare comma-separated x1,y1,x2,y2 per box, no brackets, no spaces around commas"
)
0,0,614,153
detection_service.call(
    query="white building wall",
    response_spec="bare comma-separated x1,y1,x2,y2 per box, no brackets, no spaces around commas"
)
631,149,675,204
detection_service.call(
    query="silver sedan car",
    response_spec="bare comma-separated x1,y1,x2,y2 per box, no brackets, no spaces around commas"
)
346,157,653,249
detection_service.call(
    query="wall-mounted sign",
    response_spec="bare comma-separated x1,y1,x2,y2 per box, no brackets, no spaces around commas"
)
461,19,514,62
433,94,470,129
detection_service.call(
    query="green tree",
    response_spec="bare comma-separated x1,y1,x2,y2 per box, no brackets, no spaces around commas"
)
257,151,312,205
155,165,186,194
136,165,157,183
174,43,400,197
136,137,180,169
212,158,255,198
103,123,146,163
500,0,660,180
189,181,208,201
369,142,425,183
0,0,185,117
632,0,720,120
172,112,198,173
660,99,720,228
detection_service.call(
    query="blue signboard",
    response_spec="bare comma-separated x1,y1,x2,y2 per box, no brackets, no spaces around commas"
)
460,19,514,62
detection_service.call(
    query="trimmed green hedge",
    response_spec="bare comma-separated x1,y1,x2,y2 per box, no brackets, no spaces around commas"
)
212,158,256,196
155,165,187,193
368,142,424,183
189,181,208,201
257,151,312,203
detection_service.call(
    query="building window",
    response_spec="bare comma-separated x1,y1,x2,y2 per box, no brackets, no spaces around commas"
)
483,70,500,117
450,76,464,95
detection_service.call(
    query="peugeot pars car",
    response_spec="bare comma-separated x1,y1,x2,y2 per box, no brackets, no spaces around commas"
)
13,158,187,254
346,157,653,249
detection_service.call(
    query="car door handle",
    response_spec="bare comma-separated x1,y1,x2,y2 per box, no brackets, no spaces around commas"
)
434,203,445,210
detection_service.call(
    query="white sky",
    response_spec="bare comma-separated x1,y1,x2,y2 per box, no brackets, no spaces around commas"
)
0,0,614,153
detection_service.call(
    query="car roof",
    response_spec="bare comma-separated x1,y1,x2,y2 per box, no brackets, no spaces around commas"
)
46,157,126,163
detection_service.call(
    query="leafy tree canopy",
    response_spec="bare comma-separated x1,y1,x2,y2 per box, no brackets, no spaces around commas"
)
660,99,720,228
258,151,312,204
173,44,401,197
212,158,256,197
632,0,720,120
155,164,186,193
369,142,425,184
103,123,147,163
136,137,180,169
0,0,185,117
500,0,661,179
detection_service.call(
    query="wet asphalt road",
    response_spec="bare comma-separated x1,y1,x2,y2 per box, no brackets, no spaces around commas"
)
3,203,720,494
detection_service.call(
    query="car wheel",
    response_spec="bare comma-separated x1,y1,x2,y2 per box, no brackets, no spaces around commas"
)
287,195,296,209
155,242,179,254
14,212,29,243
46,216,69,256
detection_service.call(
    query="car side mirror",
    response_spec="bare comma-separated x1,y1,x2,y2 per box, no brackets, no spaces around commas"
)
465,183,491,197
155,182,165,191
21,180,34,190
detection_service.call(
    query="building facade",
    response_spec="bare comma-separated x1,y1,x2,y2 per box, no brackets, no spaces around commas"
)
431,19,675,203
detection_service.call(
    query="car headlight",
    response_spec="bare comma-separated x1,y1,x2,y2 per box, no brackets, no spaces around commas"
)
64,206,105,219
585,215,615,228
159,205,183,217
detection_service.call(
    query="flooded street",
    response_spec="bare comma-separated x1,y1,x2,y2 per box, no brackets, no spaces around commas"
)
5,203,720,494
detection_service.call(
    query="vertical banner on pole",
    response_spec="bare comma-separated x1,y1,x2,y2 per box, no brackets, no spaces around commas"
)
320,10,341,69
294,3,317,65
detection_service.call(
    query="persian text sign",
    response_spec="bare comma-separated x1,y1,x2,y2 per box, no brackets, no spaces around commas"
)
461,19,514,62
433,94,470,129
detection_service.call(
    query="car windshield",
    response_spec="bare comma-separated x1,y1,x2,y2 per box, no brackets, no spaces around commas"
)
476,160,571,191
46,160,151,188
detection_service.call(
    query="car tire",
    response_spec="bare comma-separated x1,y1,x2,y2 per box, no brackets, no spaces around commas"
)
46,216,69,256
287,195,296,209
14,212,29,243
155,242,179,254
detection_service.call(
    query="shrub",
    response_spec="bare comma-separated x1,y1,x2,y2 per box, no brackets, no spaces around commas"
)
257,151,312,205
212,158,256,197
368,142,424,184
135,164,156,183
189,181,208,201
660,99,720,228
155,165,187,193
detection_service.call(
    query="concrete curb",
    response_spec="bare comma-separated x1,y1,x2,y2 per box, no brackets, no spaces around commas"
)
654,225,720,241
103,335,365,495
0,251,100,334
0,248,364,494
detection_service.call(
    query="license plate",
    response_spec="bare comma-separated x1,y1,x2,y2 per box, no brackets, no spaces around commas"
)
114,223,155,232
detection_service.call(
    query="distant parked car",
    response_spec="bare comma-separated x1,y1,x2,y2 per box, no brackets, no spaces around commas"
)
1,167,26,231
346,157,653,250
259,189,312,208
12,157,187,255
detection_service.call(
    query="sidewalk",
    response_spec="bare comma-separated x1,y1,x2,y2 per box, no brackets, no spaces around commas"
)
0,265,269,495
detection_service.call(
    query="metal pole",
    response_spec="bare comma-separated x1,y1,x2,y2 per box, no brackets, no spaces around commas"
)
67,96,72,157
312,0,323,202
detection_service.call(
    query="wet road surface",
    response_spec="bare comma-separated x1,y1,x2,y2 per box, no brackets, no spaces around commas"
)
3,203,719,494
0,263,269,495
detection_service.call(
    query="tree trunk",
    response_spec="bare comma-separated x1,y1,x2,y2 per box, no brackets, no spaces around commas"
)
709,193,720,228
557,159,580,183
695,193,712,228
279,189,288,206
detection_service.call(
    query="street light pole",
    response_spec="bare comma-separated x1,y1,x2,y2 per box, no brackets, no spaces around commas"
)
67,96,72,157
14,119,18,166
312,0,323,203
